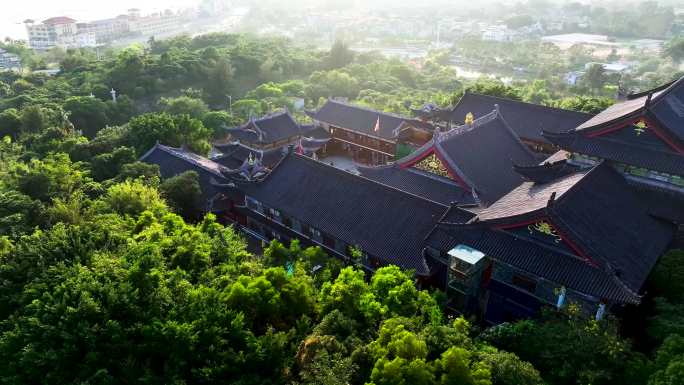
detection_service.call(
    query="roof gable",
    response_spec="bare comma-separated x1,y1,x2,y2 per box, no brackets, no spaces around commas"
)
549,164,675,291
576,77,684,147
230,111,302,145
471,162,676,294
398,109,538,205
650,80,684,143
437,110,538,204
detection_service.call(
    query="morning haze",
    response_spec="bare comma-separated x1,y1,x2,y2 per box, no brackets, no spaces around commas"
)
0,1,683,384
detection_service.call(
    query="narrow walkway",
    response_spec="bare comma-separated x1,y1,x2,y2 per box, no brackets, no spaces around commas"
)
318,155,359,174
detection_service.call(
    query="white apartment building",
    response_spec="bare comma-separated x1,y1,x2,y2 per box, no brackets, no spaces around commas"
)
25,16,79,50
128,12,185,38
25,9,187,50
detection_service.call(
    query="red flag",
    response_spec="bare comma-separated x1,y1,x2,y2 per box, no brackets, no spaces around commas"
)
374,116,380,132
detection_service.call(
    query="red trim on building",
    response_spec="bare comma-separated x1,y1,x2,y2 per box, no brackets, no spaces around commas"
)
432,148,471,190
642,116,684,154
398,145,471,190
494,218,544,230
586,115,644,138
585,115,684,154
495,216,599,267
398,145,436,168
549,223,598,267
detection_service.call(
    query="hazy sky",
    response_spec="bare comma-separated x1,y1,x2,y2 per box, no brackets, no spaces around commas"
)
0,0,201,39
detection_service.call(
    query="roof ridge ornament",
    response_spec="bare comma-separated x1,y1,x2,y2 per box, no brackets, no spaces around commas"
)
440,109,499,141
464,112,474,125
547,191,556,207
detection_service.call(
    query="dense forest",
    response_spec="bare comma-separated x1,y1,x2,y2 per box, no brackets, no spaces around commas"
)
0,32,683,384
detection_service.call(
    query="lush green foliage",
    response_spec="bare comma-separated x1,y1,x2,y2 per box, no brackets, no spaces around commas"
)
0,31,680,385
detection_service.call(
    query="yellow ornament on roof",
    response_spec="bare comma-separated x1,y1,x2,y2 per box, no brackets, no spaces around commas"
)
465,112,474,125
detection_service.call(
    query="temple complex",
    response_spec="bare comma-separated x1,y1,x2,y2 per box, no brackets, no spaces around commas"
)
142,77,684,324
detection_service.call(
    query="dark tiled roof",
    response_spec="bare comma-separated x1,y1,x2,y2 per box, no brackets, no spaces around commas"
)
543,130,684,177
649,79,684,143
629,184,684,223
212,142,285,169
140,144,228,202
438,204,478,224
475,168,590,223
471,162,676,296
300,125,332,153
240,154,448,275
425,225,641,304
435,111,538,205
142,144,227,178
229,111,302,145
302,125,331,140
549,164,675,292
449,92,592,144
576,77,684,144
576,95,652,131
311,100,411,140
576,81,673,131
226,128,259,144
357,165,476,206
513,160,582,184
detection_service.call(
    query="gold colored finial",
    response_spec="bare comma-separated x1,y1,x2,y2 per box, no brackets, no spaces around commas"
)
465,112,474,125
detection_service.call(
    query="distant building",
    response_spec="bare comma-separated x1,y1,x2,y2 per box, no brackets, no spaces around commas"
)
128,11,185,38
481,26,517,42
585,62,630,74
0,48,22,70
77,16,130,43
565,71,583,86
25,16,78,50
24,8,186,50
